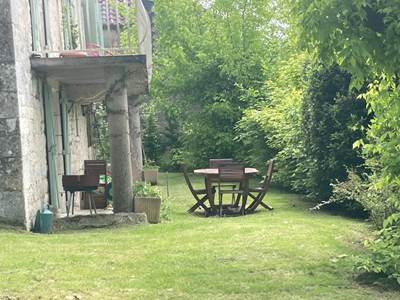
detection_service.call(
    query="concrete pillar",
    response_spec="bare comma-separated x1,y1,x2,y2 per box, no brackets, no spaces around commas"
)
128,96,143,182
106,76,133,213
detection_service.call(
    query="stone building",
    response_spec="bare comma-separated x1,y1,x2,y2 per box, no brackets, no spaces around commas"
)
0,0,152,229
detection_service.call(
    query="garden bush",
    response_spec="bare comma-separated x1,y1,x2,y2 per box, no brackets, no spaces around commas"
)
302,65,369,201
356,212,400,284
314,171,398,227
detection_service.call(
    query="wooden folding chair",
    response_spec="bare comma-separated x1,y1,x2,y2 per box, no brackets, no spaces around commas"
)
84,160,108,206
209,158,238,205
218,164,246,216
62,173,99,216
183,166,212,215
246,160,274,213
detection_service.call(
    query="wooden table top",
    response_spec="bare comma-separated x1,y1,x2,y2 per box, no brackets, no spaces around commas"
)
194,167,258,175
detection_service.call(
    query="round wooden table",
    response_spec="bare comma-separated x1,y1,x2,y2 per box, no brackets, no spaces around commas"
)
194,168,258,176
194,168,258,214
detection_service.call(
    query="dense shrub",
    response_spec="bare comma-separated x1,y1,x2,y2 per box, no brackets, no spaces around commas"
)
290,0,400,282
150,0,284,170
356,212,400,284
302,65,369,200
236,53,311,192
314,171,398,228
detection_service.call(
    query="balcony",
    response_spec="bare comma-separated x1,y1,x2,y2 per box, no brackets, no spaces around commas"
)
30,0,152,99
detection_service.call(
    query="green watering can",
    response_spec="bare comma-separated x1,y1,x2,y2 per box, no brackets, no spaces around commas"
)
33,206,54,234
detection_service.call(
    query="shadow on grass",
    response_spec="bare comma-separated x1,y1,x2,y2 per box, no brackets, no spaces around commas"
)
188,206,276,219
0,222,26,233
355,272,400,292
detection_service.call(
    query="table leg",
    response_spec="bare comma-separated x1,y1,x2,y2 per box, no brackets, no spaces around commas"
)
205,176,215,214
240,178,249,215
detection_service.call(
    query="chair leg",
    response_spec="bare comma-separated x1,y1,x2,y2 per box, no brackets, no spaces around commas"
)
241,193,248,215
231,185,236,205
247,193,273,212
188,195,209,213
88,192,93,215
66,192,70,217
233,183,242,207
246,193,259,212
71,192,75,216
91,192,97,214
260,202,273,210
219,193,223,217
233,194,241,207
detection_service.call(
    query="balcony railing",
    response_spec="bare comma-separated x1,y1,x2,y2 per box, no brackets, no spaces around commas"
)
32,0,152,78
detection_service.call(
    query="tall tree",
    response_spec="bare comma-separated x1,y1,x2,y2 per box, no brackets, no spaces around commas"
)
151,0,287,168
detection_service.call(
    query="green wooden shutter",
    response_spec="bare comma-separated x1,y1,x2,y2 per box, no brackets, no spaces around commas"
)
42,0,52,48
30,0,40,51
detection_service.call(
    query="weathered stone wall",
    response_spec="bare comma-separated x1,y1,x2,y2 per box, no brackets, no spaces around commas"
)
10,0,50,229
0,0,113,228
0,1,26,226
0,0,95,228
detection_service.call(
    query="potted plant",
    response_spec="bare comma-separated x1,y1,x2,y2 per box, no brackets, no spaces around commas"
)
133,182,162,224
142,160,159,185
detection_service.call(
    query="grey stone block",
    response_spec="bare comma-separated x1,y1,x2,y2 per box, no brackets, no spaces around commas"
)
0,157,22,191
0,118,19,135
0,133,21,158
0,1,15,63
0,63,17,92
0,191,25,225
0,92,19,118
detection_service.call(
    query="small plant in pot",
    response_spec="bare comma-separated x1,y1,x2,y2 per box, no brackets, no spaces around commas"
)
133,182,163,224
142,160,159,185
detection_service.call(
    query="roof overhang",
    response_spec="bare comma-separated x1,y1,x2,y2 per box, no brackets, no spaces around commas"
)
31,55,149,98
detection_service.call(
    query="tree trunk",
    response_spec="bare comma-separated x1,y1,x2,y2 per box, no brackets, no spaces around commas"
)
128,96,144,182
107,85,133,213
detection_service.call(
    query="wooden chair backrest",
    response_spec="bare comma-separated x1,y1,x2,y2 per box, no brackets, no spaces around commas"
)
218,164,245,182
209,158,234,168
182,165,197,196
261,160,274,189
84,160,107,176
62,174,99,191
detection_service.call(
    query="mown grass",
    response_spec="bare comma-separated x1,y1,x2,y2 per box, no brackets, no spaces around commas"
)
0,173,399,299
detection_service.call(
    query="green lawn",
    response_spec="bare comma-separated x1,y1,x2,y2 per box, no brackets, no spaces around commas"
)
0,173,399,299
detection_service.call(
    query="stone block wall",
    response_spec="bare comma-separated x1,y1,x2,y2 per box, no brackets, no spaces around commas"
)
9,0,49,229
0,0,109,228
0,0,26,226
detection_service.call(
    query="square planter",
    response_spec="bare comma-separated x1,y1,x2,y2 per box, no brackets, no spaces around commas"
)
134,196,161,224
143,169,159,185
